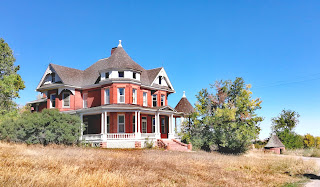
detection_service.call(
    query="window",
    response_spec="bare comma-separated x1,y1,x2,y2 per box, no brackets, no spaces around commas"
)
152,94,157,107
52,73,55,83
132,89,137,104
107,116,110,133
62,92,70,108
143,92,147,106
158,76,162,85
105,72,109,79
132,115,135,132
161,118,165,134
83,93,88,108
105,89,110,104
118,115,125,133
118,88,125,103
142,117,147,133
133,72,136,79
152,117,155,133
118,71,124,78
50,94,56,108
161,95,165,106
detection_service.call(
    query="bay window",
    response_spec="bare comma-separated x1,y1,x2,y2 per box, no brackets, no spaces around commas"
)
132,89,137,104
118,88,125,103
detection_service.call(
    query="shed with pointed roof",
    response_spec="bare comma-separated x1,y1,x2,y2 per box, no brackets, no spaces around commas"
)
264,134,285,154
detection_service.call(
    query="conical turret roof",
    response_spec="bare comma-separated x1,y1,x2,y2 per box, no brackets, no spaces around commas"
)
175,91,194,115
265,134,285,148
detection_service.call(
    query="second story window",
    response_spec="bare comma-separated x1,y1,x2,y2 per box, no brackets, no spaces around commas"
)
132,89,137,104
62,92,70,108
133,72,136,79
50,94,56,108
105,89,110,104
161,95,165,106
118,71,124,78
83,93,88,108
118,88,125,103
152,94,157,107
105,72,109,79
143,92,147,106
52,73,55,83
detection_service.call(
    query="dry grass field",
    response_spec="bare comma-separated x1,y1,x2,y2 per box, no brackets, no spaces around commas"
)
0,142,318,187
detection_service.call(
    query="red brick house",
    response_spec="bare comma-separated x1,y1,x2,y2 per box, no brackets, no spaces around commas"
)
28,41,191,148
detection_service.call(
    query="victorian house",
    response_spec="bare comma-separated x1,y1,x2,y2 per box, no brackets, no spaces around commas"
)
28,41,194,149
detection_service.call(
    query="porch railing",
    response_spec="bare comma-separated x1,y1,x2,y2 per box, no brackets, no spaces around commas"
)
105,133,135,139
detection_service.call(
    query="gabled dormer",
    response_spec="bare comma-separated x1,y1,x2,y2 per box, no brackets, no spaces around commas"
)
150,68,174,91
36,64,63,89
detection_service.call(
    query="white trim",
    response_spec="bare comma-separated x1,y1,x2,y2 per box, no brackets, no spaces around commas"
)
62,92,70,108
152,94,157,107
58,87,75,95
150,68,175,91
117,114,125,133
50,93,56,108
143,92,147,106
142,116,147,133
132,88,137,104
161,95,165,106
152,117,155,133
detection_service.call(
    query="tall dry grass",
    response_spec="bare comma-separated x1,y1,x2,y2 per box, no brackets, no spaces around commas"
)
0,142,318,187
284,148,320,158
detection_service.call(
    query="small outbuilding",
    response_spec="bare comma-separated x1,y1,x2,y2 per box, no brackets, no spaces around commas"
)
264,134,285,154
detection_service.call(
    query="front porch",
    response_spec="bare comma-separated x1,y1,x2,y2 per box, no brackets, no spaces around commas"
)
79,109,181,145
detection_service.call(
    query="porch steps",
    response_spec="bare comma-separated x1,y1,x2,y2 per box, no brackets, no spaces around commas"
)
161,139,192,152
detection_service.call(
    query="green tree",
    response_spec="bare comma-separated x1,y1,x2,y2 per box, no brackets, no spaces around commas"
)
0,109,81,145
315,137,320,148
0,38,25,115
271,109,303,149
183,77,263,154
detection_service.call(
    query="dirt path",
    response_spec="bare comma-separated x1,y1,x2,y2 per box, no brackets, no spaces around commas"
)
302,156,320,187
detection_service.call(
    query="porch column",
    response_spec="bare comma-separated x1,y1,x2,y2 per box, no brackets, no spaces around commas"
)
101,112,104,134
79,114,83,141
155,112,160,139
135,111,138,134
136,111,141,138
104,111,108,134
168,114,174,139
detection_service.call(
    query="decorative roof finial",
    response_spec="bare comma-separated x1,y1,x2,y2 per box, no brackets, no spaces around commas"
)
118,40,122,47
182,91,186,98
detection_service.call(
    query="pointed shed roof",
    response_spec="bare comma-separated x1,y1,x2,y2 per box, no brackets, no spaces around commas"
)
175,91,194,115
264,134,285,148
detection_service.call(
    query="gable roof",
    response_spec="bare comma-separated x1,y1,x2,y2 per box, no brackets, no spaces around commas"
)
264,134,285,148
175,93,194,115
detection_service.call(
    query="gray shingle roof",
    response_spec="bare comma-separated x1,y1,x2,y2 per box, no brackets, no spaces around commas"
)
42,47,173,92
265,134,285,148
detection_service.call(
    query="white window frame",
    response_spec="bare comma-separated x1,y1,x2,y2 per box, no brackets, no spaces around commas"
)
107,115,110,133
50,94,56,108
161,117,165,134
83,93,88,108
133,72,136,79
152,94,157,107
117,88,125,103
161,95,165,106
105,89,110,104
142,117,147,133
118,114,125,133
143,92,147,106
132,89,137,104
62,92,70,108
152,117,155,133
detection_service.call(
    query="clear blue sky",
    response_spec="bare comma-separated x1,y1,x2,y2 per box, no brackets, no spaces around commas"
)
1,1,320,140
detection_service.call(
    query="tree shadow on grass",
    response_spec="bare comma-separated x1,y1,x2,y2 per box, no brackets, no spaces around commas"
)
303,174,320,180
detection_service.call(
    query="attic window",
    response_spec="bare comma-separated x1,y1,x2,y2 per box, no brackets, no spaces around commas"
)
105,72,109,79
133,72,136,79
52,73,55,83
159,76,162,85
118,71,124,78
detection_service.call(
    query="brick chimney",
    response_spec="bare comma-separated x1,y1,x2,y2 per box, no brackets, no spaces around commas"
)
111,47,117,55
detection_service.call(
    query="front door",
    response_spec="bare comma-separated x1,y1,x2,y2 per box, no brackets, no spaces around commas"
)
160,117,168,139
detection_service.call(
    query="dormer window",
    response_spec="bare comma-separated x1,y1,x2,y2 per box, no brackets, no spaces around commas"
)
118,71,124,78
159,76,162,85
52,73,55,83
105,72,109,79
133,72,136,79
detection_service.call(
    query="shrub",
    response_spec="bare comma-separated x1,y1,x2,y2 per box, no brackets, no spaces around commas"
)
304,134,315,148
144,137,153,149
0,109,81,145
